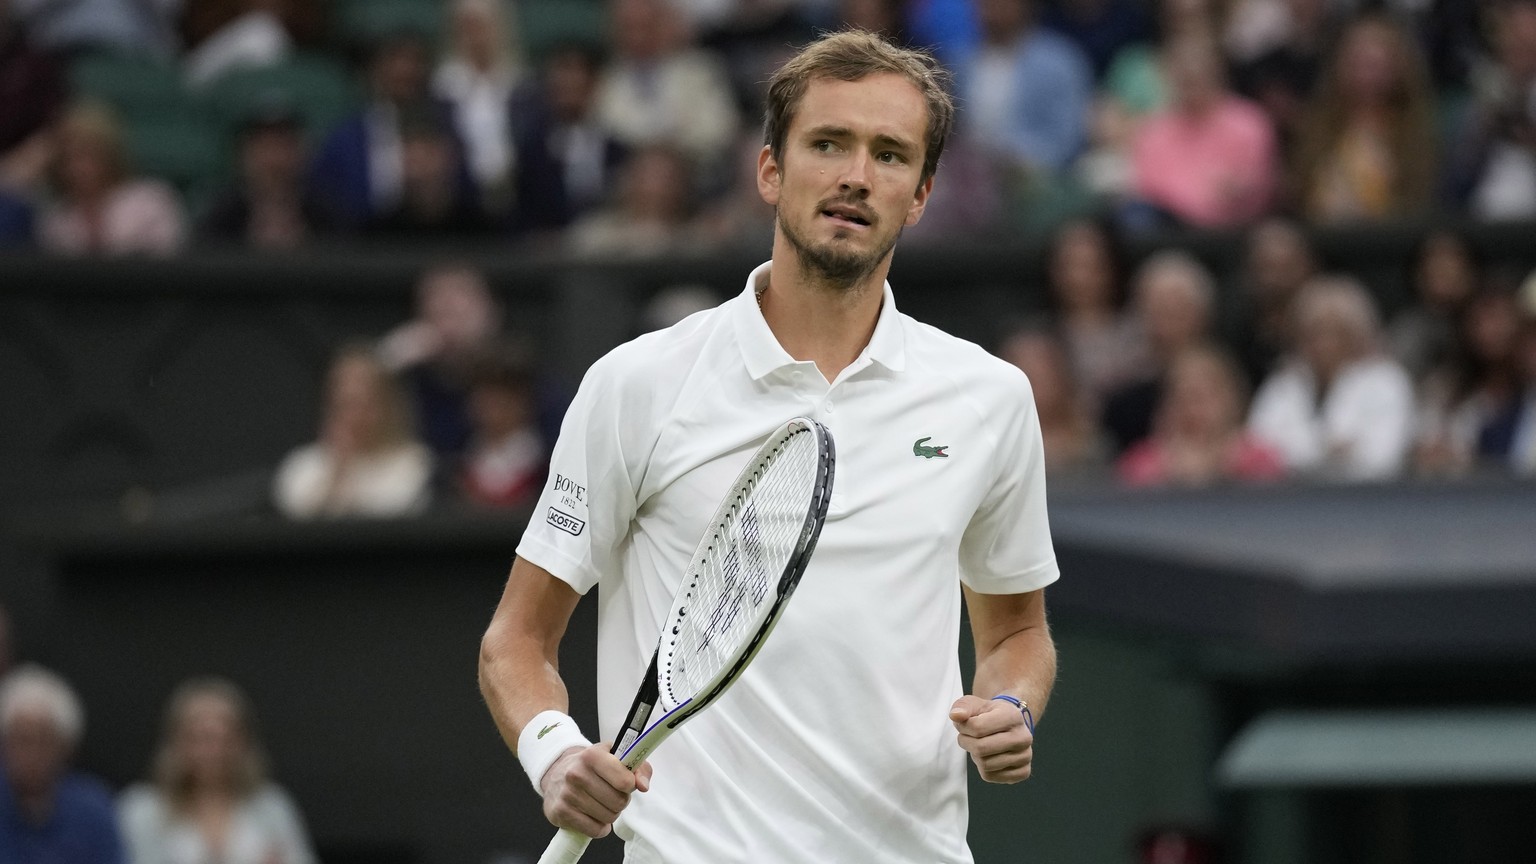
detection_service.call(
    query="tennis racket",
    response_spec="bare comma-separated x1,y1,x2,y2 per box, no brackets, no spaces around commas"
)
535,416,836,864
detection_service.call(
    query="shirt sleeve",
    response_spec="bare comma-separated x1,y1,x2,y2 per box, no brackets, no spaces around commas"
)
260,786,318,864
115,787,161,864
515,353,642,595
958,372,1060,594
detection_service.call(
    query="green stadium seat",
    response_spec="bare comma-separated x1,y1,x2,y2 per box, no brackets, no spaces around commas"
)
69,52,186,118
124,112,228,206
518,0,607,62
334,0,444,45
199,55,362,144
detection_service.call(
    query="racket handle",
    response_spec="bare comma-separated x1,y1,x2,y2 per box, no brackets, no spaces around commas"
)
536,828,593,864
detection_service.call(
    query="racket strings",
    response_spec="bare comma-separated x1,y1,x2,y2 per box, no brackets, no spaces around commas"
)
664,429,819,703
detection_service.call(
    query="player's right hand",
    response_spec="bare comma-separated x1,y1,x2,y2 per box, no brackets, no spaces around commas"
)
539,742,652,838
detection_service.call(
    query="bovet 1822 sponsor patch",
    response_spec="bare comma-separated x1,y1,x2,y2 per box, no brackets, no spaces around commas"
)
546,507,586,536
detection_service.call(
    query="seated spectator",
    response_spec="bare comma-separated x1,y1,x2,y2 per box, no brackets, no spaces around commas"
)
10,0,178,58
567,145,699,257
595,0,739,184
505,41,626,236
365,107,492,239
183,0,293,89
273,345,433,519
1388,227,1482,383
460,345,546,508
901,132,1005,242
1512,274,1536,475
1415,289,1525,477
1103,250,1219,453
638,283,722,332
1103,0,1224,118
838,0,908,43
378,263,503,461
682,0,811,125
1073,95,1137,202
0,2,66,194
310,29,472,229
954,0,1094,178
1249,276,1415,481
1443,0,1536,221
1042,217,1141,407
0,188,32,246
119,678,316,864
433,0,525,215
695,130,779,250
1129,36,1278,229
997,321,1108,481
1229,217,1320,386
0,664,123,864
905,0,979,69
1119,344,1285,488
1040,0,1153,81
1228,0,1333,156
1291,12,1437,223
37,101,186,257
198,99,346,249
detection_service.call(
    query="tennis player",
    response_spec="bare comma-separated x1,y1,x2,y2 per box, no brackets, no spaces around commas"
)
479,29,1059,863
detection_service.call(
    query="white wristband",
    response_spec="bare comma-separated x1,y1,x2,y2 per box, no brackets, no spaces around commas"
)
517,710,593,793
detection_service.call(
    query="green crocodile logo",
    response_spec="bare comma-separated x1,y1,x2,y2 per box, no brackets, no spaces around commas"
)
913,437,949,459
537,723,562,740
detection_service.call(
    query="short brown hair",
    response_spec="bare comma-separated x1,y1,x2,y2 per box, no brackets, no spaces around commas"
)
764,29,955,184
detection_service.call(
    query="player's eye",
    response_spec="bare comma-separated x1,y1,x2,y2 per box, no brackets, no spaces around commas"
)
877,151,903,164
813,140,837,153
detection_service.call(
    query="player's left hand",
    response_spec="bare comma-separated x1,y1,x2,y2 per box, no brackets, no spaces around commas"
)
949,695,1033,784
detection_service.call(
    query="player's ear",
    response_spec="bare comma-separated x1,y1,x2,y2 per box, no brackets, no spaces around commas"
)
757,145,781,207
904,174,934,227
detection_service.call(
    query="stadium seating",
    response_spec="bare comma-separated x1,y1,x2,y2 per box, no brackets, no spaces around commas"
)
517,0,608,61
198,54,361,145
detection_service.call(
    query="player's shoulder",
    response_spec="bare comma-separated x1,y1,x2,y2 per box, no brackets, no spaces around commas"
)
583,303,730,392
901,314,1030,392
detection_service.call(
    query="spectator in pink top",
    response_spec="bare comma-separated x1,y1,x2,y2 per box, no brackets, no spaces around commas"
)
37,101,185,257
1118,344,1286,488
1130,36,1277,228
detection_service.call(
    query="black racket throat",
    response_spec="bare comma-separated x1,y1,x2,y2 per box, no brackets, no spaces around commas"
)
611,652,661,756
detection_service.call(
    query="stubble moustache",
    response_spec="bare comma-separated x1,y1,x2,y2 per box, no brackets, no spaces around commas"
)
777,202,901,289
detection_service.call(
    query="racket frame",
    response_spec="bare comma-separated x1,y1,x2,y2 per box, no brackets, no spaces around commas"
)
535,417,835,864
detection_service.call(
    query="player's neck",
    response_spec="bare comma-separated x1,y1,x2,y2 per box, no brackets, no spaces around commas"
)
761,242,889,383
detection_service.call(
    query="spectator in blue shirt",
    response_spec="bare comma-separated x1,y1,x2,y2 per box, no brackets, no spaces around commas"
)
0,665,124,864
953,0,1095,176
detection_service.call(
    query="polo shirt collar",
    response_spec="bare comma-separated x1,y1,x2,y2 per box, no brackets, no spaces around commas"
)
732,260,908,381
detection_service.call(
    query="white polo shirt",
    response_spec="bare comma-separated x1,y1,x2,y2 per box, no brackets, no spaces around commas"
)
517,262,1059,864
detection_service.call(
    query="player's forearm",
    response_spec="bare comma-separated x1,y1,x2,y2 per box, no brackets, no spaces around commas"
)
971,620,1056,719
479,556,584,754
479,623,572,755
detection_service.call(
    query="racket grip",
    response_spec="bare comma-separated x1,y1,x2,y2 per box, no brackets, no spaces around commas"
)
536,828,593,864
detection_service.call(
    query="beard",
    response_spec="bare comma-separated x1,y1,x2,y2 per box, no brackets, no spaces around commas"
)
777,205,901,288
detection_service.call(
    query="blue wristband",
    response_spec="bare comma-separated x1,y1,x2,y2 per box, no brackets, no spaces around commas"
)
991,694,1035,734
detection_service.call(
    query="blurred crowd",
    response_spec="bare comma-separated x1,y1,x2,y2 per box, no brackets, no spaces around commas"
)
1002,216,1536,488
2,0,1536,512
270,220,1536,525
0,639,317,864
0,0,1534,254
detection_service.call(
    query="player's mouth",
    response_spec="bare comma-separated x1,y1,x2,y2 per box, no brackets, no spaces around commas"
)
820,204,873,229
